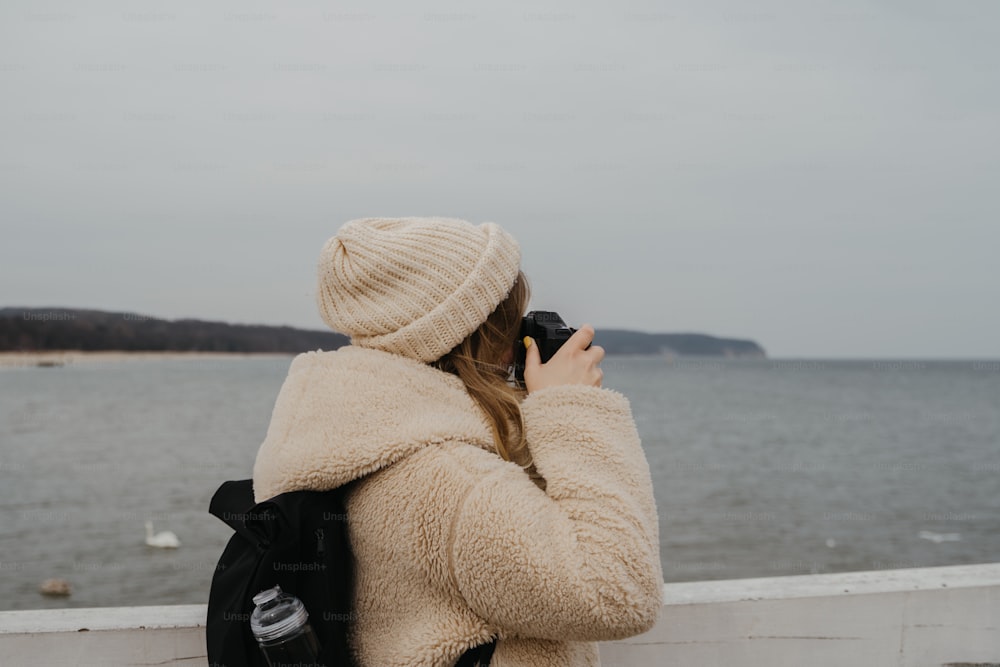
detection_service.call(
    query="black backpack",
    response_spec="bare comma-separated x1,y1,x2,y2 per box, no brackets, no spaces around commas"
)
206,479,496,667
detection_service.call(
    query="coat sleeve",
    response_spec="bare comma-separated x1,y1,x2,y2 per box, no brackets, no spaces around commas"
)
447,385,664,642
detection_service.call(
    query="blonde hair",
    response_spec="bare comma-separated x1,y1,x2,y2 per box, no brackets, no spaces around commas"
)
432,271,531,467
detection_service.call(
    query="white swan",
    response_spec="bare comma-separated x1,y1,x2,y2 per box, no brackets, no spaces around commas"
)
145,520,181,548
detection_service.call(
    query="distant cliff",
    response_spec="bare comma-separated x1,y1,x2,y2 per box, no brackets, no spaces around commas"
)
1,308,765,357
595,329,765,358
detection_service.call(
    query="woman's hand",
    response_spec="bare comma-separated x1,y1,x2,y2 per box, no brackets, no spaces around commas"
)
523,324,605,393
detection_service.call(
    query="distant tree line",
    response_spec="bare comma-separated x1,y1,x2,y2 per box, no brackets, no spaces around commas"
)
1,308,348,353
1,308,766,357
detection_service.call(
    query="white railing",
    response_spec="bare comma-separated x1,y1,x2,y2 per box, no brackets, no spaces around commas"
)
1,563,998,666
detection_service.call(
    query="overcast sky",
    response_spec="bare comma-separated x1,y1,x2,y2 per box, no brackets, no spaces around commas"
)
2,0,997,358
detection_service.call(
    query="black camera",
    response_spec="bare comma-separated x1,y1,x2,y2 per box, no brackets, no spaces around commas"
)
513,311,577,383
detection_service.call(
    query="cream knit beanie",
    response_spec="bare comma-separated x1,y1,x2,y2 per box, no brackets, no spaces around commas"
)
316,217,521,362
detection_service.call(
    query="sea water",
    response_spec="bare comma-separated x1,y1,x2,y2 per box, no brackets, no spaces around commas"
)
1,356,998,610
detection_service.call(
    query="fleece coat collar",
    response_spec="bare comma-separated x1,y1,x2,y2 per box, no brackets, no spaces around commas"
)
252,346,495,502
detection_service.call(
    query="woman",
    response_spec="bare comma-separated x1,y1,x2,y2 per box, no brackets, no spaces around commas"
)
253,217,663,666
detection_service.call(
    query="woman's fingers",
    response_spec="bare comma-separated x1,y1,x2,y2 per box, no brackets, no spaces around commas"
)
521,336,542,393
588,343,605,363
523,336,541,375
568,324,595,350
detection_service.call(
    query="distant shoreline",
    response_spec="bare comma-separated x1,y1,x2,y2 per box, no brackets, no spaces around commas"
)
0,350,295,367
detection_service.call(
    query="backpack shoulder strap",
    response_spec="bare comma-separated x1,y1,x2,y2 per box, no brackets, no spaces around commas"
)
209,479,255,531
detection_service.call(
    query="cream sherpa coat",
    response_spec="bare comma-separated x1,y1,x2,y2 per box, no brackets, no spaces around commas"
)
253,346,663,667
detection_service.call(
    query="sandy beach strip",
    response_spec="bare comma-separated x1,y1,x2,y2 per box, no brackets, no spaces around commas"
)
0,350,295,367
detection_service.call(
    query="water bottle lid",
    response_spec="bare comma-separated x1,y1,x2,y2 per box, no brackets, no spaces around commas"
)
252,586,281,606
250,585,310,643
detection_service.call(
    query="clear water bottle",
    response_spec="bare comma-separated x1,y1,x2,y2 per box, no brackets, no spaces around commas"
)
250,585,322,667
